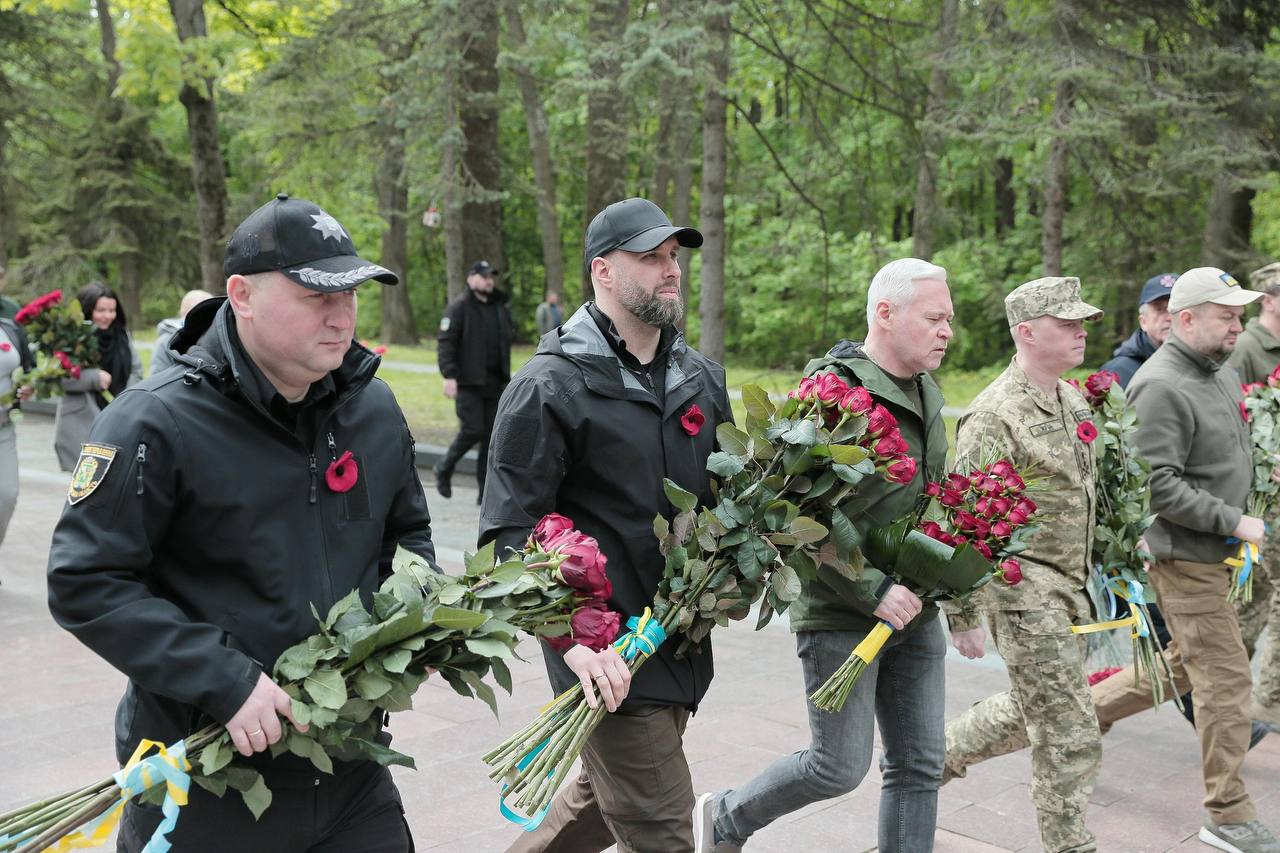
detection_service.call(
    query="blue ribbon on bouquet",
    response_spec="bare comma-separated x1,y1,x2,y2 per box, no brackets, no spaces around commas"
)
499,736,553,832
1225,536,1260,591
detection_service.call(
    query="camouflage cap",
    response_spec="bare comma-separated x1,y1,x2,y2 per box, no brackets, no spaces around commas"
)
1168,267,1263,312
1250,262,1280,294
1004,276,1104,327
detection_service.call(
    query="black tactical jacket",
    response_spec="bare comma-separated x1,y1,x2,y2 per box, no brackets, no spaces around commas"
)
47,298,436,764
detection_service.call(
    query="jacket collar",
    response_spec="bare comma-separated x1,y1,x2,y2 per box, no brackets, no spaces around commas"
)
810,340,943,423
547,304,701,413
1164,333,1227,374
1005,356,1067,417
172,297,378,408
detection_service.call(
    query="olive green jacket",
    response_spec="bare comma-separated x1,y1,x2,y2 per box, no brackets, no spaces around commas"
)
1229,317,1280,386
787,341,949,634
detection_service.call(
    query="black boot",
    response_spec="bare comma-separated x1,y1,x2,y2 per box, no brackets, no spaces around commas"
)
433,464,452,499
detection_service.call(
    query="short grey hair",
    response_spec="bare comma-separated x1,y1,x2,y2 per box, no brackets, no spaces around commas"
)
866,258,948,327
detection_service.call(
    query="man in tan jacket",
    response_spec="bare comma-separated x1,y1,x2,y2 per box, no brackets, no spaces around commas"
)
1128,267,1279,853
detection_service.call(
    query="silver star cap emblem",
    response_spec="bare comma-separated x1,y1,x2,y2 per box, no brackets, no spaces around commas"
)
311,212,349,243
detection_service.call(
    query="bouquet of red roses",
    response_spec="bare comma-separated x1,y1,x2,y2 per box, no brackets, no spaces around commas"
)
485,371,911,825
0,289,101,407
1234,366,1280,602
0,517,607,853
810,458,1039,712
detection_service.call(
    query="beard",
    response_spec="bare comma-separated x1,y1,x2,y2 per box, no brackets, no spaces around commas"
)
616,275,684,328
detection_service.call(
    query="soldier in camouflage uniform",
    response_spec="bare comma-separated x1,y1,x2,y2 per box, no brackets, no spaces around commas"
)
1229,261,1280,728
943,277,1103,853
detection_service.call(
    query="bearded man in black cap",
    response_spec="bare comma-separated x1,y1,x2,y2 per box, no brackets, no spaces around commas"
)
481,197,732,853
435,259,515,503
47,194,437,852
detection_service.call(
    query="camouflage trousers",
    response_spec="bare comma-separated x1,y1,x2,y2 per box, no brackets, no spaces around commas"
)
1234,535,1280,710
944,607,1101,853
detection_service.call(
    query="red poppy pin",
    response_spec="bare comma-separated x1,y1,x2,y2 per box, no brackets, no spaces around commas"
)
680,404,705,436
325,450,359,492
0,342,10,352
1076,421,1098,443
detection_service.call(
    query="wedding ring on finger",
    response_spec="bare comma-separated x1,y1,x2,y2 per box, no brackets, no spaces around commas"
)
246,727,264,737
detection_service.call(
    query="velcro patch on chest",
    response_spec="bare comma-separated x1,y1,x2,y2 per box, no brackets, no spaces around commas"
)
67,443,119,505
1027,420,1064,437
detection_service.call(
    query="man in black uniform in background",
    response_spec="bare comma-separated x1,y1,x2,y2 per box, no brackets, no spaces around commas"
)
435,260,514,502
47,194,437,853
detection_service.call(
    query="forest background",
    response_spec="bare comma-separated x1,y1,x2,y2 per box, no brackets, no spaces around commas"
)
3,0,1280,432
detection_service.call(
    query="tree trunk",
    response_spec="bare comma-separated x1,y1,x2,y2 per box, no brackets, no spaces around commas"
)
911,0,957,260
1041,77,1074,277
458,0,503,278
698,0,731,364
168,0,228,293
0,74,12,265
994,157,1015,236
377,124,417,344
96,0,141,322
504,0,564,301
441,51,465,303
1203,175,1256,271
582,0,631,301
669,107,696,330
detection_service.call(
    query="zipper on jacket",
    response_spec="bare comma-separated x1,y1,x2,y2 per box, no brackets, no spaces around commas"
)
327,432,338,461
135,443,148,496
308,453,318,504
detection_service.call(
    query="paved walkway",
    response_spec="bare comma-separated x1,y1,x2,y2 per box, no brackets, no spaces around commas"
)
1,413,1275,852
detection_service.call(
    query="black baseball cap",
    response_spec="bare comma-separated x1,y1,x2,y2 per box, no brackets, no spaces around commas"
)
467,260,499,277
224,194,399,292
584,198,702,266
1138,272,1177,307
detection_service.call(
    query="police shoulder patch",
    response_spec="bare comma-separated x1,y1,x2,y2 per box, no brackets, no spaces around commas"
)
439,316,451,332
68,443,119,505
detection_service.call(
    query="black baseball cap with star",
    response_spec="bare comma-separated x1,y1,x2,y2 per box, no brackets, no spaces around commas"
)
224,193,400,292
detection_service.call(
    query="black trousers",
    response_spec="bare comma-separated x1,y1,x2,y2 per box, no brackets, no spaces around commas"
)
119,761,413,853
439,384,503,494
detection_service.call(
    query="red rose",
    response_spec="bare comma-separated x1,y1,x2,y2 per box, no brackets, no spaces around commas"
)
325,450,359,493
544,633,574,654
1084,371,1119,402
789,377,817,401
865,405,898,438
991,497,1013,516
971,519,992,540
53,350,72,370
70,364,81,379
953,534,969,545
978,477,1002,497
924,481,943,498
886,456,917,484
1269,364,1280,387
681,404,705,436
1076,421,1098,443
975,497,992,517
955,511,981,532
1240,401,1250,423
940,488,965,508
919,520,944,540
946,473,970,493
936,532,957,546
1000,558,1023,585
973,540,993,559
873,433,908,458
571,605,622,651
556,537,612,600
815,372,850,405
991,520,1013,539
533,513,576,547
1016,496,1037,515
989,460,1015,479
1006,508,1029,526
1243,382,1264,394
840,386,874,415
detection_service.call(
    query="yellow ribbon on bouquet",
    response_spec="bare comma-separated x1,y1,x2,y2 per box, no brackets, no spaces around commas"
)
50,739,190,853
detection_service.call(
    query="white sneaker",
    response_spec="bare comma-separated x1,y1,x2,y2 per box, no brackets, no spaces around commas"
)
1199,819,1280,853
692,792,741,852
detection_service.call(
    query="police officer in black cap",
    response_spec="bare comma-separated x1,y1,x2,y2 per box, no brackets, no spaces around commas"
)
435,260,514,502
48,193,436,852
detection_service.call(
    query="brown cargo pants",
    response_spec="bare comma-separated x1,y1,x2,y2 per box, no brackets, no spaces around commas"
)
1148,558,1257,825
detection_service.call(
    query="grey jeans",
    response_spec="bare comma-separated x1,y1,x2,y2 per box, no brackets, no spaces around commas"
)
0,419,17,548
714,618,946,851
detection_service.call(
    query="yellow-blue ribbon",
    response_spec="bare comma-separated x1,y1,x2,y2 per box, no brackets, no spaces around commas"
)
49,739,190,852
1225,539,1259,590
611,608,667,662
